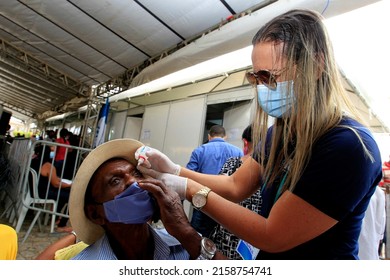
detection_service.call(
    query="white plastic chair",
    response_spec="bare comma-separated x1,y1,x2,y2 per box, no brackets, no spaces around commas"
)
15,167,58,242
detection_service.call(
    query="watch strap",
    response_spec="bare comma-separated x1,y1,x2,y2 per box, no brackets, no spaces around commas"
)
192,186,211,210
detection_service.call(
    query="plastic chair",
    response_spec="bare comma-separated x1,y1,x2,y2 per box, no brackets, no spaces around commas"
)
15,168,58,242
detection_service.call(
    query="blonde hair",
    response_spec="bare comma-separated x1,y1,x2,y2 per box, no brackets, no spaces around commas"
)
251,9,370,192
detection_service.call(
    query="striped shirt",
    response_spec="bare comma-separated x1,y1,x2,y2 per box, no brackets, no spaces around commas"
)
71,226,190,260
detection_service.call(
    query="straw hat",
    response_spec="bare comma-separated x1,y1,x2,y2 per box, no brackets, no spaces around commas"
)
69,138,143,245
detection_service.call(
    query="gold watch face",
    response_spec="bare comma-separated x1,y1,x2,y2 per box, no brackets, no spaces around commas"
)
192,193,207,208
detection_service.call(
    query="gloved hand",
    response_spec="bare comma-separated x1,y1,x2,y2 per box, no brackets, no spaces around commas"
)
135,146,180,175
137,165,187,200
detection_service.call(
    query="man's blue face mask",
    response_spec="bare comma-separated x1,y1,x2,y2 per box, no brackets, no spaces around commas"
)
103,182,154,224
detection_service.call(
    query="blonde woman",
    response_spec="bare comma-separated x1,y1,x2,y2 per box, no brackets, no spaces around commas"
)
138,9,382,259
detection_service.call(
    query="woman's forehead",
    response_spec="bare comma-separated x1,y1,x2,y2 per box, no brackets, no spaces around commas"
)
252,42,285,70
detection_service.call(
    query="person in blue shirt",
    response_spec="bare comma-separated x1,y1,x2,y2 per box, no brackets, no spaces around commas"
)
186,124,243,237
136,9,383,259
210,124,263,259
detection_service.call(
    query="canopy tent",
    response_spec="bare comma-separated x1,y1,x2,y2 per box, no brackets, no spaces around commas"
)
0,0,276,120
0,0,386,132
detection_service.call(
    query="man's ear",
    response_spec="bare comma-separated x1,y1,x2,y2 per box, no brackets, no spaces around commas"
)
85,204,106,226
243,139,249,155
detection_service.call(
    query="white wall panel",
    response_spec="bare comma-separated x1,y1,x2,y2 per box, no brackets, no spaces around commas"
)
123,117,142,140
108,110,127,140
223,100,254,149
163,96,206,167
140,103,170,151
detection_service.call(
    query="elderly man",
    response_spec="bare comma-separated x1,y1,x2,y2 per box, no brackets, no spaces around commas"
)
68,138,190,260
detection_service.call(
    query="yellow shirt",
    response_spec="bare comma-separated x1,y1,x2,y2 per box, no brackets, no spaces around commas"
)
0,224,18,260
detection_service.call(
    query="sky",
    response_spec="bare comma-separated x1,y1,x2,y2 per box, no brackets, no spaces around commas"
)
324,0,390,130
325,0,390,160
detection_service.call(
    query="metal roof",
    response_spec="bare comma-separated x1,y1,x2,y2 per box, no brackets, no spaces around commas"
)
0,0,276,120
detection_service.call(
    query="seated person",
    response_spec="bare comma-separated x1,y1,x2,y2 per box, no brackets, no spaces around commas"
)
0,224,18,260
30,144,72,233
67,138,191,260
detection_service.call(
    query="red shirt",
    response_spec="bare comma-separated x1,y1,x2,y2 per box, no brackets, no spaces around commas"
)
54,137,70,161
379,162,390,186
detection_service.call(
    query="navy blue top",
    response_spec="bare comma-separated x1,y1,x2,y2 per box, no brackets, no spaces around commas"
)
186,138,243,174
257,117,382,259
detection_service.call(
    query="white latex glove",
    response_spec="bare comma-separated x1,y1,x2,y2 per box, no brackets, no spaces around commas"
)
135,146,180,175
137,165,187,200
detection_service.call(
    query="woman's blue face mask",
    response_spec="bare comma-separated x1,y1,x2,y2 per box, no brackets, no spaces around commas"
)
103,182,154,224
257,81,295,118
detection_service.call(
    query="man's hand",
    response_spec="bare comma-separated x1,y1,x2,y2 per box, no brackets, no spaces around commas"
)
135,146,180,175
139,178,201,259
139,178,228,260
137,165,187,200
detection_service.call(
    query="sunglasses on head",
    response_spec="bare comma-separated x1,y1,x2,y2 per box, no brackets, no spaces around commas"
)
245,68,286,90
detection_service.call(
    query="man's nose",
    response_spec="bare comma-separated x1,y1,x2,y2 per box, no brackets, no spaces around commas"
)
124,173,136,185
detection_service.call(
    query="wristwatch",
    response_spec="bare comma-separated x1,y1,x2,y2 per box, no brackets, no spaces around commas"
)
197,237,216,260
192,187,211,210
